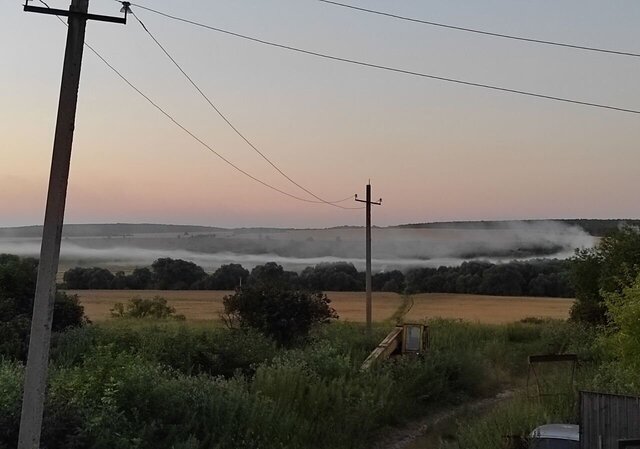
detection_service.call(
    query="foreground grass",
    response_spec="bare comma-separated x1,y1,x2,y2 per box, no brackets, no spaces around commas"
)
0,319,591,449
433,324,602,449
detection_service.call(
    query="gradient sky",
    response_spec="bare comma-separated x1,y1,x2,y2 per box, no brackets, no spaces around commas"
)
1,0,639,228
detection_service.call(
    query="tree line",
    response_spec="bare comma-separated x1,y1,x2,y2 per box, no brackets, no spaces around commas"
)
61,257,574,297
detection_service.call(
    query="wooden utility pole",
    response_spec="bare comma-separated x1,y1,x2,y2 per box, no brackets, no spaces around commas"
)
18,2,127,448
355,183,381,331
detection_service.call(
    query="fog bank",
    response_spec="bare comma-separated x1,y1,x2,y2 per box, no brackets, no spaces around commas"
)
0,221,596,272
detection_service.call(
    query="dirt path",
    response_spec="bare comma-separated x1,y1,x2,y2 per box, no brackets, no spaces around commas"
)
373,390,514,449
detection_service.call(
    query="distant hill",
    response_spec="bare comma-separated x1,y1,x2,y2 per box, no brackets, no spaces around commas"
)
394,219,640,237
0,223,222,238
1,219,638,239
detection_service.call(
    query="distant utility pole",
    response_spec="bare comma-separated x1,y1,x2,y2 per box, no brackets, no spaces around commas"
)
18,2,128,448
355,183,382,332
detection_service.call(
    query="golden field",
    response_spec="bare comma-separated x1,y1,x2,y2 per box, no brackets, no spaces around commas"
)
66,290,573,324
404,293,573,324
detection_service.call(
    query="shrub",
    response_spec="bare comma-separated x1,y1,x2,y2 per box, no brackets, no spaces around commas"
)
0,360,22,447
52,323,278,378
570,226,640,324
110,296,185,320
0,254,87,361
222,283,338,345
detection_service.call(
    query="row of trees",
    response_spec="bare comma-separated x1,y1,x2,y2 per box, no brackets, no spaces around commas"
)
62,257,574,297
405,260,573,297
63,259,249,291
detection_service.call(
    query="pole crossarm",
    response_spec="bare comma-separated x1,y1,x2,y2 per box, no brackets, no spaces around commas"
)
24,1,128,23
355,198,382,205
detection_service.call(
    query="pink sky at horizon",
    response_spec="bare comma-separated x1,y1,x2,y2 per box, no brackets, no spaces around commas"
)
2,0,639,228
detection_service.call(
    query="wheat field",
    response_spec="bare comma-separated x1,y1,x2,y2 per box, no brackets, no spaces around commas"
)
66,290,573,324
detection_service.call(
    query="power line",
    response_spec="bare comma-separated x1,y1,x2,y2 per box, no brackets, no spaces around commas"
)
124,3,640,116
38,0,361,208
129,8,357,209
317,0,640,59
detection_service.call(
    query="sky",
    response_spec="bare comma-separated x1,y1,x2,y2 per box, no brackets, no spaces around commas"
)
1,0,639,228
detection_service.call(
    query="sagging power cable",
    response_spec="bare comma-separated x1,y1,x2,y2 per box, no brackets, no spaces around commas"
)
316,0,640,59
121,2,640,116
39,0,363,208
129,7,358,208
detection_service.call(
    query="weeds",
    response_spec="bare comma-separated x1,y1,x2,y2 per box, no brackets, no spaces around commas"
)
1,319,591,449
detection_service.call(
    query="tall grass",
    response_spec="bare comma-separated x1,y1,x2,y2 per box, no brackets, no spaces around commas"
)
1,319,592,449
453,393,578,449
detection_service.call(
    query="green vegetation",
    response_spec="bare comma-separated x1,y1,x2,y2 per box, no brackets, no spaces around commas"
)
222,283,338,346
110,296,186,321
405,260,572,297
570,226,640,323
0,254,87,361
2,223,638,449
1,319,578,449
1,255,582,449
440,227,640,448
592,273,640,394
62,258,574,297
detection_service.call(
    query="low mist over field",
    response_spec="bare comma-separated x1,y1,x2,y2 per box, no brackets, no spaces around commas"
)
0,220,597,272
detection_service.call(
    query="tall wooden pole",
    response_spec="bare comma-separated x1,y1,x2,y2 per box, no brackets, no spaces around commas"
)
365,183,372,329
18,2,89,446
355,183,381,332
18,1,126,447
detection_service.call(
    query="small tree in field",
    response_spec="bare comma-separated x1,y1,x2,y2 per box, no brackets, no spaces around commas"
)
111,296,185,320
222,283,338,346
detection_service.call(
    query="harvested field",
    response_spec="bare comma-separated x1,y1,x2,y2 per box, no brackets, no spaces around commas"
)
325,292,404,322
65,290,230,322
67,290,403,323
68,290,573,324
403,293,573,324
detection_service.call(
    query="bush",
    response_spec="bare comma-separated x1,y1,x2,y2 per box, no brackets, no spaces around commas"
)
0,254,87,361
49,349,308,449
598,274,640,387
570,226,640,324
52,323,278,378
110,296,185,320
0,360,22,447
222,283,338,346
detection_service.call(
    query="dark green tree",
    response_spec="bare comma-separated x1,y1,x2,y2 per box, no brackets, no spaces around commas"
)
63,266,115,289
249,262,298,288
126,267,154,289
151,258,207,290
570,226,640,324
0,254,87,360
210,264,250,290
300,262,362,291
